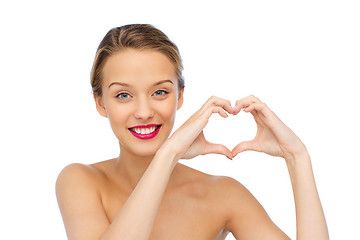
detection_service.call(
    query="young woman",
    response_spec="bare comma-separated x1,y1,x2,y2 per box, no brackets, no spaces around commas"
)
56,24,329,240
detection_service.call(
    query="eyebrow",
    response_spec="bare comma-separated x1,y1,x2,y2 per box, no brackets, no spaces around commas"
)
108,82,129,88
108,79,174,88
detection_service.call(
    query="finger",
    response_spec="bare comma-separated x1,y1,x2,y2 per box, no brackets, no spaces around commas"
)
184,98,232,138
244,102,274,124
243,102,265,113
201,96,234,115
232,141,261,157
202,106,229,120
183,97,233,141
204,142,233,160
234,95,262,114
235,95,261,106
212,106,229,118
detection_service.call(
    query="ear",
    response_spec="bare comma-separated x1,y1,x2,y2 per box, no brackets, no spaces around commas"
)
93,94,108,118
177,88,184,110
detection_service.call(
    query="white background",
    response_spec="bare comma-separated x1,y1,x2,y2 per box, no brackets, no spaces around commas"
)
1,0,359,239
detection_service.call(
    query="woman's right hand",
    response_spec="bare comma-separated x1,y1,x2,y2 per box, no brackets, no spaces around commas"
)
162,96,234,161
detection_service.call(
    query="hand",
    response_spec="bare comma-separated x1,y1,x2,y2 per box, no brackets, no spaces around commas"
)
232,95,307,162
163,96,234,160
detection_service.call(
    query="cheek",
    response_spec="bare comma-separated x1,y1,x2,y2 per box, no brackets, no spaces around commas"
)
106,103,131,127
156,96,178,122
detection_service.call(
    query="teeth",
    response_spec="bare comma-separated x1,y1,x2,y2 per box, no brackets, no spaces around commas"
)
132,126,158,135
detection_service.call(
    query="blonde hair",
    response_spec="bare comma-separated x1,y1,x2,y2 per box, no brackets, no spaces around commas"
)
90,24,185,96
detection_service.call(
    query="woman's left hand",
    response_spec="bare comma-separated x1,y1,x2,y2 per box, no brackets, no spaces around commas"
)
231,95,307,162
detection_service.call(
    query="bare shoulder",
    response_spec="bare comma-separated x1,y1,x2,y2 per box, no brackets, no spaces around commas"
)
202,174,255,211
56,159,114,186
206,174,247,192
178,166,284,233
179,165,245,192
56,162,104,188
175,165,250,204
55,163,102,210
55,160,115,212
176,166,260,230
55,162,111,240
197,172,290,239
57,162,96,178
208,175,262,217
210,175,255,203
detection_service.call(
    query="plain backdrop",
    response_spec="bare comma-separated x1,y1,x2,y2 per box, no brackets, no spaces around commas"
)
1,0,359,239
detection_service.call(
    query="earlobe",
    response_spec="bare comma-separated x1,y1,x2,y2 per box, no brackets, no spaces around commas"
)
93,94,108,118
177,88,184,110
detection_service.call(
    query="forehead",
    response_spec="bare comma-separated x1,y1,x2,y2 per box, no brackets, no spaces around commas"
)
102,49,177,87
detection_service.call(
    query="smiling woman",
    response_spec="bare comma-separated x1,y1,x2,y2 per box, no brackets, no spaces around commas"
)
94,48,183,157
55,24,329,240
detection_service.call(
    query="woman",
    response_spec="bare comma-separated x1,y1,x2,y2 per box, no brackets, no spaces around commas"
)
56,24,329,240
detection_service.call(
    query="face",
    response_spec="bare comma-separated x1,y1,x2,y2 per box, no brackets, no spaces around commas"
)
94,49,184,156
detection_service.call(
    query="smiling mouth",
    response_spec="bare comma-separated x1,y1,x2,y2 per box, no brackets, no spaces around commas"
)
128,124,162,139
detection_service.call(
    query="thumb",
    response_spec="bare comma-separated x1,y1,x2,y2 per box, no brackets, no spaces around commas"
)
232,141,261,158
204,142,233,160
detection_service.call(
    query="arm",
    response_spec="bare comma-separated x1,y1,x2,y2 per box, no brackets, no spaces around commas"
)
286,152,328,240
230,95,329,240
99,148,177,240
56,96,233,240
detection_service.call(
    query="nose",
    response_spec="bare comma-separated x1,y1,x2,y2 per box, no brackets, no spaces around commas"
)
134,97,155,121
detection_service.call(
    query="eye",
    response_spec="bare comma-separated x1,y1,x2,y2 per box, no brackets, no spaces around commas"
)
153,90,168,96
116,92,131,99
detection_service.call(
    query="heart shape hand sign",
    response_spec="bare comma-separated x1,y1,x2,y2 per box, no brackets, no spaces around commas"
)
205,109,256,155
170,95,305,161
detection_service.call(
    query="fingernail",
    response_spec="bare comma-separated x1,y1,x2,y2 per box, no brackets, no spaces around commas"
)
231,106,236,115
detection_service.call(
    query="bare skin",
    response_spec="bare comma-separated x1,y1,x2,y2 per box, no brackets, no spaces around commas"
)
58,159,285,240
89,160,235,239
56,49,329,240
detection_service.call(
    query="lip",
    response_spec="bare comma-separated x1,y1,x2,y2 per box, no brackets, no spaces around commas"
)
128,124,161,140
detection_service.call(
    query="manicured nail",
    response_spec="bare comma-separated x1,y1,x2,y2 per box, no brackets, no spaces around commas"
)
231,106,236,115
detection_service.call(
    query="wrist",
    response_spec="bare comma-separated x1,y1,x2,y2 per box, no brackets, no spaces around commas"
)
285,149,311,171
156,142,180,168
283,142,308,163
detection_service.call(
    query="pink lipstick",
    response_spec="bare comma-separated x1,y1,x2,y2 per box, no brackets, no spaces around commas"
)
128,124,161,140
